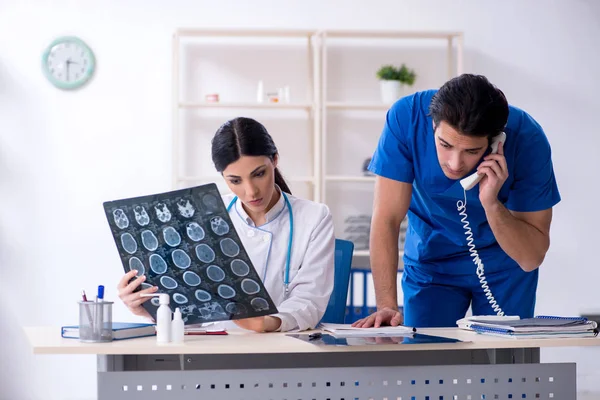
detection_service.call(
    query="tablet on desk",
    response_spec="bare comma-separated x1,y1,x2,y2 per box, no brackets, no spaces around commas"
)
287,333,464,346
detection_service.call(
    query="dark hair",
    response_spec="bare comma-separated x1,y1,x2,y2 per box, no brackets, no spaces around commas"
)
429,74,509,139
211,117,292,194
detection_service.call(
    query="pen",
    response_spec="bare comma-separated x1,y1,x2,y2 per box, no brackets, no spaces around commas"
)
96,285,104,302
82,290,94,329
308,332,322,341
96,285,105,334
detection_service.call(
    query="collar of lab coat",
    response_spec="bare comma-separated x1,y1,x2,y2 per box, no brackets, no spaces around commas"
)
233,186,287,227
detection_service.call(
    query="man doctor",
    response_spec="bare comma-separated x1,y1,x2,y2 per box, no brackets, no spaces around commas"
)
353,74,561,328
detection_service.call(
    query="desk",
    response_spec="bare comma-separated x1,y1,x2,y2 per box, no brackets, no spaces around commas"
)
25,326,600,399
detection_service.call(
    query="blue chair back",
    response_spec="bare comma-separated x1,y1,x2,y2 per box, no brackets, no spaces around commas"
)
320,239,354,324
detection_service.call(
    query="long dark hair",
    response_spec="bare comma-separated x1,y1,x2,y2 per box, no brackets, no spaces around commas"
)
211,117,292,194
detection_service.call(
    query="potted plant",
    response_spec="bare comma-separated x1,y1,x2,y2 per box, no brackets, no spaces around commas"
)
376,64,417,103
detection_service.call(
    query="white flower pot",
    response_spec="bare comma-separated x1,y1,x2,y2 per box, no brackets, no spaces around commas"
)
380,80,405,104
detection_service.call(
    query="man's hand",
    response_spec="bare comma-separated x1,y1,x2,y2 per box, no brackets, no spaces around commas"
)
351,307,403,328
233,316,282,333
478,140,509,208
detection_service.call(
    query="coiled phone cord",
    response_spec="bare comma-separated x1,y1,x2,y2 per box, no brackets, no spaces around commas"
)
457,190,505,316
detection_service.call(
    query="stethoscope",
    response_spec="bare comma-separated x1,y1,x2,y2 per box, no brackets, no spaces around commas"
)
227,192,294,297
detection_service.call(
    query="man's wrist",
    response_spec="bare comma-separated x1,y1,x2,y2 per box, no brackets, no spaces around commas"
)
482,198,502,213
377,302,399,311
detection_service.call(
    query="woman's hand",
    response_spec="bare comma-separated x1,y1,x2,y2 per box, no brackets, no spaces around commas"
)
117,270,158,320
233,316,282,333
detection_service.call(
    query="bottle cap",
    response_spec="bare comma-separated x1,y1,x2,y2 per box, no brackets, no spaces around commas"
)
140,293,170,305
173,307,182,320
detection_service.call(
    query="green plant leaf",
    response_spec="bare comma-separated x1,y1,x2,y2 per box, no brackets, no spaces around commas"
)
376,65,399,80
376,63,416,85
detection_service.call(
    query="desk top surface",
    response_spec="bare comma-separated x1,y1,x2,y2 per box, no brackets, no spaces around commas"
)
24,326,600,355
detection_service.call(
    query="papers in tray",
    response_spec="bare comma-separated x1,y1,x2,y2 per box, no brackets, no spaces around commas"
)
184,324,228,335
457,315,599,339
319,323,416,338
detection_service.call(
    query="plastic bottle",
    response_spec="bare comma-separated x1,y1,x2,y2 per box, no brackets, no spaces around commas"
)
141,293,171,343
171,307,184,343
283,85,290,103
256,80,264,103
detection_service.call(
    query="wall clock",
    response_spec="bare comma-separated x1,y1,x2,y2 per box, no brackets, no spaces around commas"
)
42,36,95,90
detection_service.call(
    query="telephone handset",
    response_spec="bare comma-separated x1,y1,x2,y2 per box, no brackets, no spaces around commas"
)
460,132,507,191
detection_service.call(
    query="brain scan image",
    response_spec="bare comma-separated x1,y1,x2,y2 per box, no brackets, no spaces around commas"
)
103,183,277,325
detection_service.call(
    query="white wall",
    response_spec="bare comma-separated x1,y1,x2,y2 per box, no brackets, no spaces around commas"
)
1,1,599,398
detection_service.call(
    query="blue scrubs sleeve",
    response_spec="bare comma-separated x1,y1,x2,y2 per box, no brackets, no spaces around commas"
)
505,127,561,212
368,102,414,183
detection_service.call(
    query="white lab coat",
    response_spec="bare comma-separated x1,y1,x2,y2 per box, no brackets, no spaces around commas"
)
213,191,335,332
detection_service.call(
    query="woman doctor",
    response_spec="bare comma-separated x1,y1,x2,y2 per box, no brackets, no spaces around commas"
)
117,117,335,332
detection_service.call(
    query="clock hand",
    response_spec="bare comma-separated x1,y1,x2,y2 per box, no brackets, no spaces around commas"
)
65,59,72,81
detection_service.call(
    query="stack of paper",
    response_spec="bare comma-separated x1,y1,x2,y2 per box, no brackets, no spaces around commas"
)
457,315,598,339
319,323,416,338
184,324,227,335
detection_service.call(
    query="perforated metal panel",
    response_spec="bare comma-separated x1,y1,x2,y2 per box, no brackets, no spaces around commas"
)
99,362,575,399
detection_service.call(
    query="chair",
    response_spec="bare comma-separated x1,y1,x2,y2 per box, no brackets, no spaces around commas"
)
320,239,354,324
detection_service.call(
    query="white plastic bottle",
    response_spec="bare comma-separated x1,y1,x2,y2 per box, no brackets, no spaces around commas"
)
256,80,264,103
171,307,184,343
141,293,172,343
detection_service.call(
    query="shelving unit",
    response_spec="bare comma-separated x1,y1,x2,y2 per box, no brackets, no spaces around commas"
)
319,30,463,263
326,102,393,110
178,102,314,110
325,175,376,183
171,28,322,201
171,28,464,264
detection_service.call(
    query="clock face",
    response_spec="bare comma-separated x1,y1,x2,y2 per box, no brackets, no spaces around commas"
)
42,36,95,90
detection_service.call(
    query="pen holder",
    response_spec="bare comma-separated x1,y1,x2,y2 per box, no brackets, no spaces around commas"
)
78,301,114,343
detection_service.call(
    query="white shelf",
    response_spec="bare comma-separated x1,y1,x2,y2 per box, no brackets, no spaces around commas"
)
326,102,391,110
177,176,218,183
176,28,316,38
288,176,316,183
326,175,376,183
325,30,463,40
179,102,313,110
178,176,315,183
354,250,405,257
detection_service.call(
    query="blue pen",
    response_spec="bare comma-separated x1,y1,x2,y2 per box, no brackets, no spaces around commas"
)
96,285,105,302
95,285,105,335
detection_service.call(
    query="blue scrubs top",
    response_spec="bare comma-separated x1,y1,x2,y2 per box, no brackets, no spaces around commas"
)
368,90,561,276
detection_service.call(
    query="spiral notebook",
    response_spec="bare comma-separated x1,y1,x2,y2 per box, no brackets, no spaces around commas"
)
457,315,599,339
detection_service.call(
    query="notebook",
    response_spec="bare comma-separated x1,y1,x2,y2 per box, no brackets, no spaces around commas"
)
61,322,156,340
457,315,599,339
319,323,416,338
